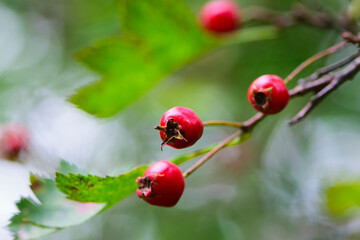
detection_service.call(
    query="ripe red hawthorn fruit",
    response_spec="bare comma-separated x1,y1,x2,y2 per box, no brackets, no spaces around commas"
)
247,74,290,114
199,0,241,34
136,160,185,207
0,123,29,160
154,106,203,149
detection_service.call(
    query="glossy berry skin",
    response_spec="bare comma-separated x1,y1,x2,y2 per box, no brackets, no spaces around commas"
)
155,107,203,149
136,160,185,207
199,0,241,34
247,75,290,114
0,123,29,160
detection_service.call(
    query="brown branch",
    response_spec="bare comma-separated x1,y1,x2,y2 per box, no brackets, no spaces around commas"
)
288,56,360,125
283,32,360,84
241,112,265,131
289,74,334,97
245,3,352,31
184,113,265,177
284,40,349,83
298,52,360,84
183,131,242,178
341,32,360,44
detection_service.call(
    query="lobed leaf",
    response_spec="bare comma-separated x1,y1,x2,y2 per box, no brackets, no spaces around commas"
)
56,165,148,206
71,0,216,117
9,162,105,239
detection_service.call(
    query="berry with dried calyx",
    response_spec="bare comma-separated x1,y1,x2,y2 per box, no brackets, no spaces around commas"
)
136,160,185,207
155,107,203,149
248,74,290,114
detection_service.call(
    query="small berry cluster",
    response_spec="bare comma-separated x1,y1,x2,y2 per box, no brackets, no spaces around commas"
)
136,75,289,207
136,107,202,207
136,1,290,208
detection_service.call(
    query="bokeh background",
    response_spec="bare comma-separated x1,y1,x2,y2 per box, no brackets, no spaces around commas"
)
1,0,360,239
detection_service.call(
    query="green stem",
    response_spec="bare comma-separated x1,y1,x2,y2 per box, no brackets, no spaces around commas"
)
203,120,243,128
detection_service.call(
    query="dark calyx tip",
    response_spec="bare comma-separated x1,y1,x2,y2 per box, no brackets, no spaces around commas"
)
254,91,268,107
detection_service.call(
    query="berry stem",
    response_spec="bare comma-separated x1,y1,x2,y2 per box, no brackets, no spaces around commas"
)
203,120,243,128
183,130,242,178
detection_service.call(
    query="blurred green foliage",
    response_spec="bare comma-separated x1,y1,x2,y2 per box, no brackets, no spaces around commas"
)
327,182,360,216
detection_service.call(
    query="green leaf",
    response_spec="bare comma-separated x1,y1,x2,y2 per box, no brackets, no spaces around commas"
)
9,211,59,240
326,181,360,216
222,26,279,47
56,165,148,206
71,0,216,117
55,132,251,205
9,174,105,239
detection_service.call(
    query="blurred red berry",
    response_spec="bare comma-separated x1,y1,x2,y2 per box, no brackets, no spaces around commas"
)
155,106,203,149
0,123,29,160
199,0,241,34
248,75,290,114
136,160,185,207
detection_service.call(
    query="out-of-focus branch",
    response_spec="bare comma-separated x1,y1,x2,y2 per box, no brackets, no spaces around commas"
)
244,4,357,33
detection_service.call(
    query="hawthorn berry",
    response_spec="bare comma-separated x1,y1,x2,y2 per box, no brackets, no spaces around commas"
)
199,0,241,34
136,160,185,207
0,123,29,160
155,106,203,149
247,74,290,114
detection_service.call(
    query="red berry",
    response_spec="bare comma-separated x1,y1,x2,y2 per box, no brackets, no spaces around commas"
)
0,123,29,160
155,107,203,149
247,75,290,114
136,160,185,207
199,0,241,34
